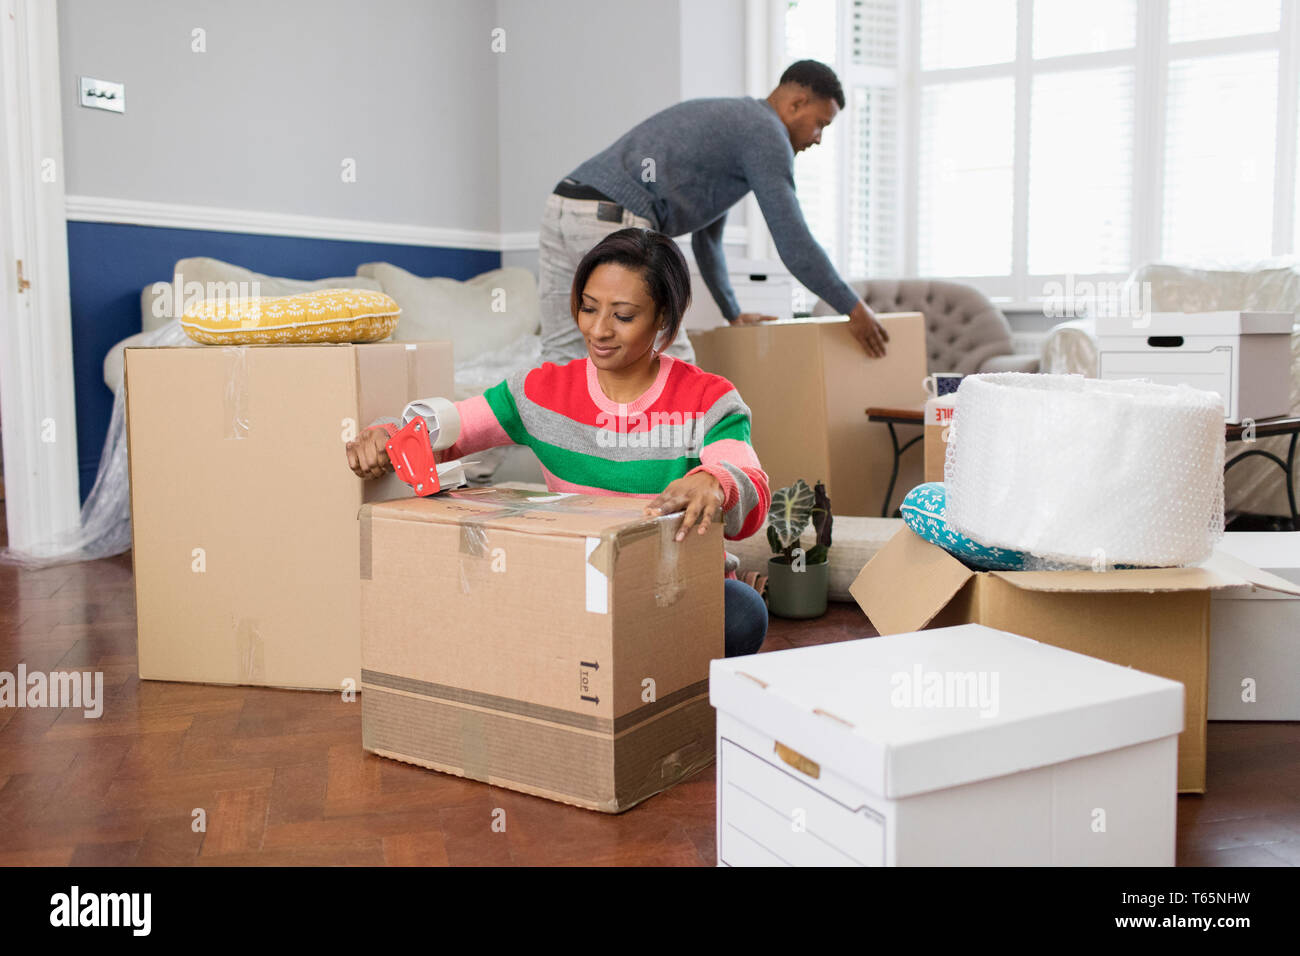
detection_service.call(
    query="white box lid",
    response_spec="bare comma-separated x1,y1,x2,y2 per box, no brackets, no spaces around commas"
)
709,624,1184,800
1096,311,1295,337
1211,532,1300,599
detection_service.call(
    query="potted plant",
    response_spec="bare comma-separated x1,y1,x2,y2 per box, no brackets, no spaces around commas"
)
765,479,832,619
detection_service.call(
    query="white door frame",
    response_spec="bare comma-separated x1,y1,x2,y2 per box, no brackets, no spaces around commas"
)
0,0,80,551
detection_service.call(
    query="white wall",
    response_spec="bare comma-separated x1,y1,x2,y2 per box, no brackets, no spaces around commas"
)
57,0,501,232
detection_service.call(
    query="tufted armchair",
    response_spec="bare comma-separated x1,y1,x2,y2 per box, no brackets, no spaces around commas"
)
812,279,1040,374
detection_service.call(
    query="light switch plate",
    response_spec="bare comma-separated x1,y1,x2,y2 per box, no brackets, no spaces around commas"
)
79,76,125,113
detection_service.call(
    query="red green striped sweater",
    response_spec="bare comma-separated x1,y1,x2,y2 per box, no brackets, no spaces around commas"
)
369,354,771,574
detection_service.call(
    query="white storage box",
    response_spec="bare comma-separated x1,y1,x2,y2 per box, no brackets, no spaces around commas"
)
710,624,1183,866
683,259,794,331
1096,311,1293,423
1210,532,1300,720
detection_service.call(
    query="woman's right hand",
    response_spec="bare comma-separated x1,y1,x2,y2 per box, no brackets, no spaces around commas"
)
345,427,393,479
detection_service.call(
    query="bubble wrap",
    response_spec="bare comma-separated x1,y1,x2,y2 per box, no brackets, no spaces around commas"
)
943,373,1226,568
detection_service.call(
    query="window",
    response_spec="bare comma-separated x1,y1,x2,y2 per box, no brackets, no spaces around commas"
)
906,0,1297,302
783,0,901,312
780,0,1300,308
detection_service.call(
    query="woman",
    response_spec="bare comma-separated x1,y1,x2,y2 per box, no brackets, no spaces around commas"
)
346,228,770,656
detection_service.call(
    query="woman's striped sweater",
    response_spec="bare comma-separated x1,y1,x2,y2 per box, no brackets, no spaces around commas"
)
368,353,771,574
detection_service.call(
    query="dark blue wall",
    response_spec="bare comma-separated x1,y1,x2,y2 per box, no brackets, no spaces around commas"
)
67,221,500,503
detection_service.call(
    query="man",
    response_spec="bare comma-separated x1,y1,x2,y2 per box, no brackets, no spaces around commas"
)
537,59,890,366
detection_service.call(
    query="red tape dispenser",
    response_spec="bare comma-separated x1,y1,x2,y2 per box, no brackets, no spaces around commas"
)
379,419,441,497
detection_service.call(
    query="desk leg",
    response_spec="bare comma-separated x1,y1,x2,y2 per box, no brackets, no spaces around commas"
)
1288,432,1299,531
882,423,901,518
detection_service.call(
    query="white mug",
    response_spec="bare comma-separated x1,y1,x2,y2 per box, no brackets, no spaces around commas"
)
922,372,964,398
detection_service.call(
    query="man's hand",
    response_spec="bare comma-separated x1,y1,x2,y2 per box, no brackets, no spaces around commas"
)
644,472,725,542
733,312,779,326
345,427,392,479
848,301,889,358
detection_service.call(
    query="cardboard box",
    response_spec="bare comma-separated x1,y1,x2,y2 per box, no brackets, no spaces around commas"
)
848,527,1300,793
359,487,723,812
125,341,453,691
711,625,1183,865
1210,532,1300,720
1097,311,1293,423
923,395,956,484
690,314,927,517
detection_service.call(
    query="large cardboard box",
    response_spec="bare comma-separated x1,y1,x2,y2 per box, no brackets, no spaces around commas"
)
1210,532,1300,720
711,625,1183,866
125,341,453,691
690,314,927,517
848,527,1300,793
359,487,723,812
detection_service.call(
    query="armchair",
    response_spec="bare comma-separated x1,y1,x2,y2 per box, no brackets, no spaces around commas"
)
812,278,1040,373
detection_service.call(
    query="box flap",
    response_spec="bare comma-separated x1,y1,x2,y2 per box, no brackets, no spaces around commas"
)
710,624,1185,800
1213,532,1300,582
849,528,975,634
1200,548,1300,597
985,564,1241,594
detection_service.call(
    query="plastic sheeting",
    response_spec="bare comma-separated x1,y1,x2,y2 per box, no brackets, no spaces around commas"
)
1041,259,1300,519
944,373,1225,568
0,319,194,569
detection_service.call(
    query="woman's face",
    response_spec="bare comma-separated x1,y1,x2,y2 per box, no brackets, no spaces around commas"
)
577,263,661,371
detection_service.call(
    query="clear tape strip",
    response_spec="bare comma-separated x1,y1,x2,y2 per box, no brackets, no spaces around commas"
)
405,343,418,400
359,506,373,581
236,618,264,682
223,346,250,440
459,708,489,782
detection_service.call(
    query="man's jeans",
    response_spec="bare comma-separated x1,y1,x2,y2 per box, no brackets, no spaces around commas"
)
537,192,696,366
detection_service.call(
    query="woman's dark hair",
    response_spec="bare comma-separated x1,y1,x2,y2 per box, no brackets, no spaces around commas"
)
779,59,845,108
570,228,692,351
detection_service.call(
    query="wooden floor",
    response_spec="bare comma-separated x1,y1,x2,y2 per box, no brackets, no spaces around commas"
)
1,523,1299,866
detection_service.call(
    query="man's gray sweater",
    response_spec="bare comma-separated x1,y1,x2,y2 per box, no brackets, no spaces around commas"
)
568,96,862,322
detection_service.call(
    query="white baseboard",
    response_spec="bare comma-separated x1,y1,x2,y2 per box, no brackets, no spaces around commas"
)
65,195,750,254
65,195,505,251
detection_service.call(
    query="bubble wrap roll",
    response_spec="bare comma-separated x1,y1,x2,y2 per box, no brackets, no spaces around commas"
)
943,373,1225,568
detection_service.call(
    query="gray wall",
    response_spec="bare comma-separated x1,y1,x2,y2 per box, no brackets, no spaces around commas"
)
58,0,753,243
57,0,501,231
494,0,683,237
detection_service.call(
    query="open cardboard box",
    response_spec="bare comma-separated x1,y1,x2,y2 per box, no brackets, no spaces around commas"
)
849,527,1300,793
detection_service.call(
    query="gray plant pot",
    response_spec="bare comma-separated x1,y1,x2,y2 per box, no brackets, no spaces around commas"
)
766,556,829,619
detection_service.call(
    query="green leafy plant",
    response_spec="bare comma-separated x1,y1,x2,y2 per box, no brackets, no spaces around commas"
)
766,479,833,565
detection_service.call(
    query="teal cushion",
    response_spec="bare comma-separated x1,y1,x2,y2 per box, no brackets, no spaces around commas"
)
900,482,1027,571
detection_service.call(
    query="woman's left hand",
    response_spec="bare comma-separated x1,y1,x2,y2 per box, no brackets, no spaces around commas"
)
645,472,725,542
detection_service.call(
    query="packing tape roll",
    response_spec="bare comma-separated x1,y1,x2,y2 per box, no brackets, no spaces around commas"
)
235,618,265,682
222,346,250,440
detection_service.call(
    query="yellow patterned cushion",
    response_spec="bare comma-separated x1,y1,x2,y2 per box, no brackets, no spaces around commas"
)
180,288,401,344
